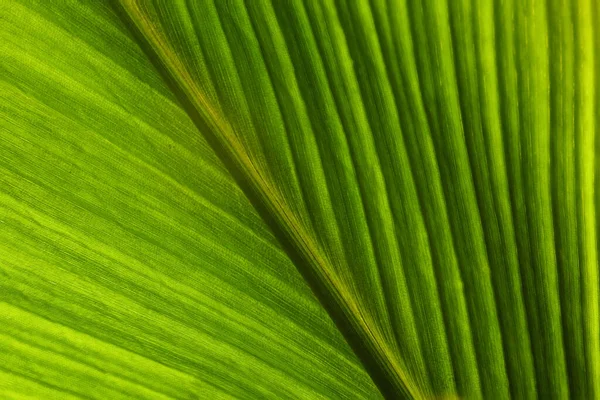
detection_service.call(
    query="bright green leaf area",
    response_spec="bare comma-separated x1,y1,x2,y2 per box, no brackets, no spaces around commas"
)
1,0,599,399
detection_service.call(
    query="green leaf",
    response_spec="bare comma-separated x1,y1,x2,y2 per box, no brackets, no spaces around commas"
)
1,0,598,399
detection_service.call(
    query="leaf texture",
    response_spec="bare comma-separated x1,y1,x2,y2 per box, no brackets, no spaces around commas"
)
1,0,599,399
0,1,379,398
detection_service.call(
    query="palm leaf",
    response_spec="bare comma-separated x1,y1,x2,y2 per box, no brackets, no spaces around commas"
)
1,0,598,398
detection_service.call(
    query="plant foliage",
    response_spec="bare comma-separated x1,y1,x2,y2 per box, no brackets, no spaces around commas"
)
1,0,599,399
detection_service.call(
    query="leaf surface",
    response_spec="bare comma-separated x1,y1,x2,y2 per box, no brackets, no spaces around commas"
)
1,0,599,399
0,1,380,398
